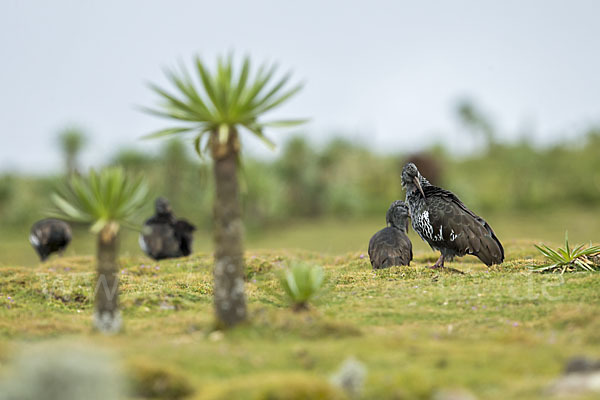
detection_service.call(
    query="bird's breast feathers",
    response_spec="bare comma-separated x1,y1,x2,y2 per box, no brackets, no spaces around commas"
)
413,210,433,241
412,209,460,244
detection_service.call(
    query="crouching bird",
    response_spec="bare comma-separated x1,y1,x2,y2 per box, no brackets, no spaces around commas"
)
401,163,504,268
29,218,72,261
368,200,413,269
139,197,196,260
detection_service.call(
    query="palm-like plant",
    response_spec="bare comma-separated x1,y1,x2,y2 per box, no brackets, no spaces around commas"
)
533,232,600,273
58,127,87,176
50,167,149,333
143,54,305,328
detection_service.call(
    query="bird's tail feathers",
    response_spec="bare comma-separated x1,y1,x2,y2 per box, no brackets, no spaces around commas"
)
476,225,504,266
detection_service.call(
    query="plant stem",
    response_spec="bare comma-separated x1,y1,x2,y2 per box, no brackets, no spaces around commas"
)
94,222,122,333
212,130,247,328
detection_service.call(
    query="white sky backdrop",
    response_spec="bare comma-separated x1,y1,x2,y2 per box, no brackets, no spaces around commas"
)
1,0,599,173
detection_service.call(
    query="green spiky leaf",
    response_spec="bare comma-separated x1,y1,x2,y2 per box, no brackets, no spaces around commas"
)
279,262,325,308
49,167,150,234
142,54,306,157
531,231,600,273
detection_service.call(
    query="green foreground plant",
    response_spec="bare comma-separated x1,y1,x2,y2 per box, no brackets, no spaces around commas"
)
280,262,325,311
49,167,149,333
532,231,600,273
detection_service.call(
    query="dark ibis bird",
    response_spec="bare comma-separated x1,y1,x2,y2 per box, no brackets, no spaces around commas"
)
401,163,504,268
29,218,72,261
368,200,413,269
139,197,196,260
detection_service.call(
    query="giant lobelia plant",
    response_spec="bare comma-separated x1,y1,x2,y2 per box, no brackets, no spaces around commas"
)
50,167,149,333
142,54,305,327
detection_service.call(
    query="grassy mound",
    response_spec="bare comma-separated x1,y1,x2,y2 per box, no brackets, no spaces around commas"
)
0,243,599,399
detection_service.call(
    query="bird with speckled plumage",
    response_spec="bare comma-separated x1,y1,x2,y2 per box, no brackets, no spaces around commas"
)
402,163,504,269
368,200,413,269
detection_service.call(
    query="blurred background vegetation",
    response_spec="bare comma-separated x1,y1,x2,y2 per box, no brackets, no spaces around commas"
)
1,102,599,266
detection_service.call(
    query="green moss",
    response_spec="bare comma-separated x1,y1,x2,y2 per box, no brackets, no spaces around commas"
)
201,373,347,400
127,358,194,399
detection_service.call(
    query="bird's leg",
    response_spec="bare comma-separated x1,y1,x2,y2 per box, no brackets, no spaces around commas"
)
430,254,445,269
430,254,465,274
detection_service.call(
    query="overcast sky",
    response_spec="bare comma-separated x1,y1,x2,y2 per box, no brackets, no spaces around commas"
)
1,0,599,173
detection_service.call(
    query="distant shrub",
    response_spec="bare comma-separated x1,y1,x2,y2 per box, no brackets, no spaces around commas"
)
0,175,14,203
3,127,600,231
242,160,288,229
0,175,14,220
275,136,324,218
280,262,325,311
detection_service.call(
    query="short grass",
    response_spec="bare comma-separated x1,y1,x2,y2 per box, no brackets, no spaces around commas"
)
0,239,599,399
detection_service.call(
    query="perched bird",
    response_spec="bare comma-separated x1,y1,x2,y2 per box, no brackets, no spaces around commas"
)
139,197,196,260
401,163,504,268
368,200,413,269
29,219,72,261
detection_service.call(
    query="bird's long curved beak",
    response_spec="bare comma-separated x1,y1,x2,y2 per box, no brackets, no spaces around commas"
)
413,176,425,198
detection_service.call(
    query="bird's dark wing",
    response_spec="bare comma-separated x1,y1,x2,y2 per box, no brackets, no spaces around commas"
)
368,227,412,269
174,219,196,256
47,222,71,250
424,185,504,265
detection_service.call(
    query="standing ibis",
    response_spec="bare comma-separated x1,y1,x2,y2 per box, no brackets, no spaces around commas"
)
401,162,504,268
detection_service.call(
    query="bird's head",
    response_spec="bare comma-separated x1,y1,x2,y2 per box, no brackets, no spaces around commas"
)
386,200,410,232
155,197,173,215
401,162,426,198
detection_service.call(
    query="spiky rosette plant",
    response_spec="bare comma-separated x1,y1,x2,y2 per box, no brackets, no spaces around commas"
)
142,54,305,328
533,232,600,273
50,167,149,333
280,262,325,311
